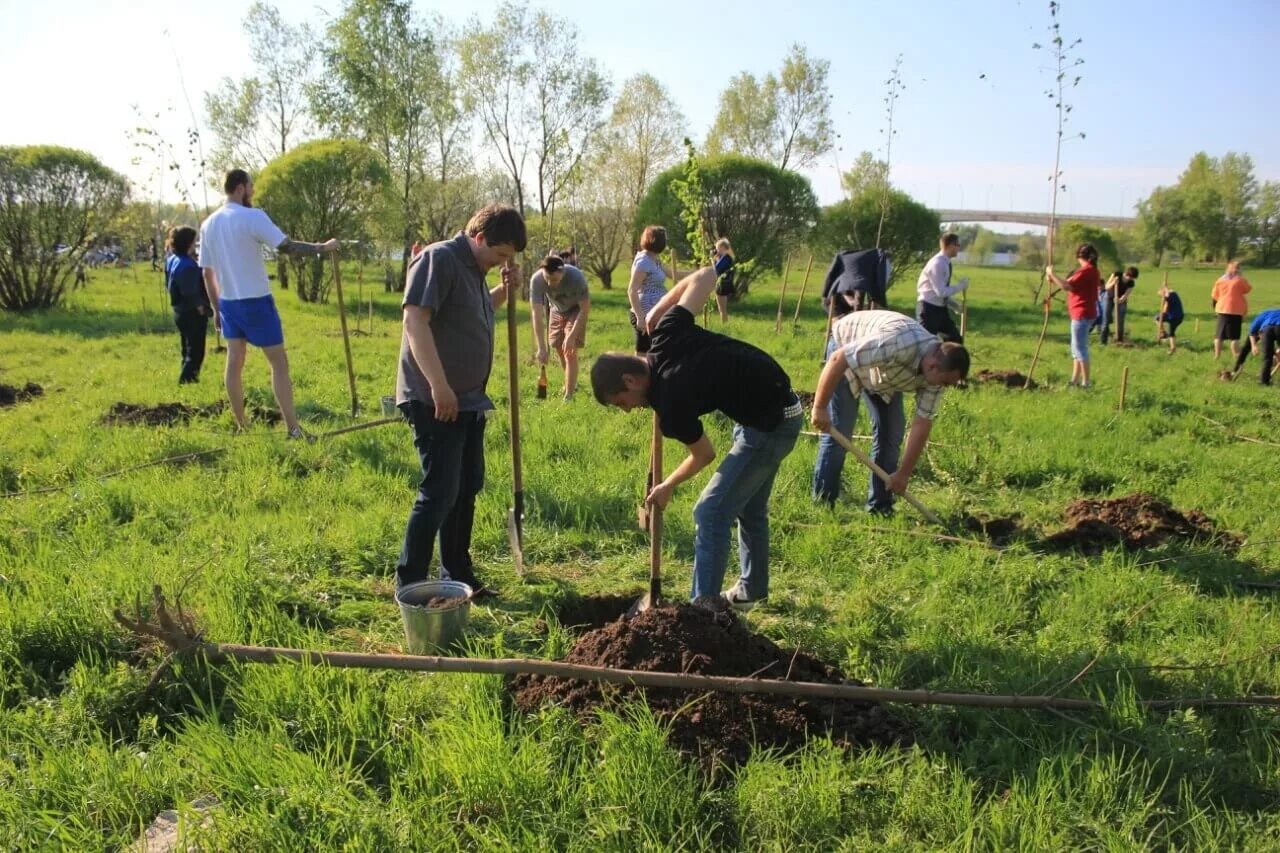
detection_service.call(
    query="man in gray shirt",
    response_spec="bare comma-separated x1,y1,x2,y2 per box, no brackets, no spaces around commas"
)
530,254,591,399
395,204,527,594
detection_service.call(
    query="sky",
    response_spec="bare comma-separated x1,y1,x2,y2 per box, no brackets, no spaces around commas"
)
3,0,1277,223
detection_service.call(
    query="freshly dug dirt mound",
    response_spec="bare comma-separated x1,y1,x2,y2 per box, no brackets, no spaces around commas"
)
960,514,1021,544
101,401,282,427
510,602,910,765
554,593,639,631
795,389,816,411
1042,493,1241,555
0,382,43,407
973,369,1037,389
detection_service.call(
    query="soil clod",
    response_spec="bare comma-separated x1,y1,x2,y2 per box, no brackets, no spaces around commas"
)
420,596,467,610
960,514,1022,544
1042,492,1241,554
0,382,44,407
973,369,1037,389
101,401,282,427
510,602,911,765
795,389,816,411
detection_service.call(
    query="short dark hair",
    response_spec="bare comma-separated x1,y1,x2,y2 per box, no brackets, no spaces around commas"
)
1076,243,1099,265
166,225,197,256
937,342,970,378
640,225,667,254
541,254,565,274
1124,265,1139,279
465,204,528,252
224,169,251,195
591,352,649,404
941,232,960,249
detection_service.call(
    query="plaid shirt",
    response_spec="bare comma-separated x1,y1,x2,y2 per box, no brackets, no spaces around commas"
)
831,310,945,420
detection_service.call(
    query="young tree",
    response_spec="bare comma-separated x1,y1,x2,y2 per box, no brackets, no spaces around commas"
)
606,73,687,212
1057,221,1120,271
809,189,940,287
255,139,389,303
0,146,129,311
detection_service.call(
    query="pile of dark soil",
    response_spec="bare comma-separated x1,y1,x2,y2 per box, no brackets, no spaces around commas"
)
0,382,43,407
422,596,467,610
510,602,911,765
960,514,1021,545
795,389,816,411
554,593,638,632
1042,493,1241,555
973,369,1036,389
101,401,282,427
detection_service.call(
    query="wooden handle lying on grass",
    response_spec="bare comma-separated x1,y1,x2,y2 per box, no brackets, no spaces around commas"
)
825,427,944,526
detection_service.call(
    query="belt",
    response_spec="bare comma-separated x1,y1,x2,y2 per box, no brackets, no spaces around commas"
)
782,394,803,420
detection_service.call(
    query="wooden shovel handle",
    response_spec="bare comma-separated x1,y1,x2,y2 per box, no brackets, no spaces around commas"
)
826,427,943,526
649,414,663,597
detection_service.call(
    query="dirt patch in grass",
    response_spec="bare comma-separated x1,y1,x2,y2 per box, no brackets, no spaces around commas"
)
101,401,282,427
0,382,43,407
960,514,1022,545
1042,493,1241,555
554,593,639,631
973,369,1037,389
510,601,911,765
795,389,816,411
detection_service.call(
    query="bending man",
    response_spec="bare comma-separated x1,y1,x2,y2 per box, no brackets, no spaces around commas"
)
530,255,590,400
591,267,802,610
812,311,969,512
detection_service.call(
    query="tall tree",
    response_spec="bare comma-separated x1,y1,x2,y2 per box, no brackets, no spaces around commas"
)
705,44,833,170
1135,185,1186,266
606,74,687,212
1217,151,1258,260
1255,181,1280,267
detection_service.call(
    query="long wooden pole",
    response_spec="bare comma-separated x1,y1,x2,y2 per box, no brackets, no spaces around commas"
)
505,262,526,573
826,427,943,525
774,255,793,333
960,288,968,337
331,254,359,416
791,254,815,327
1119,365,1129,413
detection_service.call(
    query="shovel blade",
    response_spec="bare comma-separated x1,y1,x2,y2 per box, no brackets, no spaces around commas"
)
626,591,655,618
507,508,525,576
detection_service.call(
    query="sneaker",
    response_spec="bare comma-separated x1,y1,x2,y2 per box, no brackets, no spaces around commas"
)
722,582,765,612
287,426,316,443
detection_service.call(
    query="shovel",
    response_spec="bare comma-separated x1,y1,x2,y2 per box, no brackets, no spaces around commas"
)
504,262,526,576
826,427,944,526
628,414,664,616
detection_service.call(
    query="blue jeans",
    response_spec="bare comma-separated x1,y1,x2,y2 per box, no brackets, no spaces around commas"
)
690,412,802,601
397,402,487,588
812,342,906,512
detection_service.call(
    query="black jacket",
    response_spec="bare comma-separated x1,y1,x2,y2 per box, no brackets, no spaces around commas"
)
821,249,890,316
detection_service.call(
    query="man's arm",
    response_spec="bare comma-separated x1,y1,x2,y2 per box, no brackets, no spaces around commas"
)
645,267,716,331
276,237,340,257
403,305,458,421
202,268,221,329
646,433,716,509
490,262,514,310
886,415,934,495
810,346,857,432
567,297,590,342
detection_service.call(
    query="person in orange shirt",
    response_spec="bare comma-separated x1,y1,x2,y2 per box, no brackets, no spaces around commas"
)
1211,260,1252,361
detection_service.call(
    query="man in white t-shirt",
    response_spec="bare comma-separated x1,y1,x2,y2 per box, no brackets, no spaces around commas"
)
200,169,338,438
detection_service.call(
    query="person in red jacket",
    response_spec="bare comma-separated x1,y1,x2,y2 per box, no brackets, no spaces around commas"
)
1046,243,1102,388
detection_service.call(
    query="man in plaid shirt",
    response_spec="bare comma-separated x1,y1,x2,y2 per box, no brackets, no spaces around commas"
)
811,310,969,512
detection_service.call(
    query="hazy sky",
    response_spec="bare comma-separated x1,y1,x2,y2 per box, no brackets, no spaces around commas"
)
3,0,1277,218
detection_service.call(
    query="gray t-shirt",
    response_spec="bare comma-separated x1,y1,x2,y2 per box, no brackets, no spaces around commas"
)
632,251,667,315
396,233,495,412
530,265,589,314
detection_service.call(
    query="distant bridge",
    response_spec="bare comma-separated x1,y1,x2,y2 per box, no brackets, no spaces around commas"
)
937,209,1136,229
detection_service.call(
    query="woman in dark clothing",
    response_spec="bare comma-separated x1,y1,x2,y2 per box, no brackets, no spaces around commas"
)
712,237,736,323
165,226,210,384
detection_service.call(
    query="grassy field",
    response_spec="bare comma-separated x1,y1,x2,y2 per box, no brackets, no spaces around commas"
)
2,257,1280,849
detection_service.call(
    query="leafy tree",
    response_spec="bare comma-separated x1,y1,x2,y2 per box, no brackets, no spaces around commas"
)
635,154,818,293
1217,151,1258,260
969,228,997,265
1056,221,1120,272
1135,185,1186,266
255,139,389,303
1254,181,1280,267
1017,233,1045,270
809,189,939,288
705,44,833,170
0,146,129,311
840,151,889,200
605,74,686,212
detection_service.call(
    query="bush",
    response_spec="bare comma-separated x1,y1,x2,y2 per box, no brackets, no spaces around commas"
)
1056,222,1121,273
0,146,129,311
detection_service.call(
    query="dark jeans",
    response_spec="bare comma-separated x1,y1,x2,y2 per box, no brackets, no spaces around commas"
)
916,301,963,343
812,340,906,512
175,310,208,384
1233,326,1279,385
397,402,487,588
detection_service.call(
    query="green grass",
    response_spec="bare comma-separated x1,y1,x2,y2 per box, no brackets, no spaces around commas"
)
2,258,1279,849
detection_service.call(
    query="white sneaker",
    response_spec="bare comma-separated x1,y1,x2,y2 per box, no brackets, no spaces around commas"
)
723,582,765,612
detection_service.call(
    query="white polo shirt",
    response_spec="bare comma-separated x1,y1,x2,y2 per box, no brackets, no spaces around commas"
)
198,202,287,301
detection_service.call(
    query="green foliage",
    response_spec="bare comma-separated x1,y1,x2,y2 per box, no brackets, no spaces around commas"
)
1136,151,1264,265
635,154,817,292
1017,233,1045,270
255,139,389,302
1056,221,1121,272
810,189,939,286
669,139,711,267
0,145,129,311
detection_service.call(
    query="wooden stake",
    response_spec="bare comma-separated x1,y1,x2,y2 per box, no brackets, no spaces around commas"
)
1119,365,1129,413
141,297,149,334
1195,317,1201,335
791,254,815,327
960,288,968,337
330,254,359,417
368,295,374,334
774,255,792,333
505,262,526,575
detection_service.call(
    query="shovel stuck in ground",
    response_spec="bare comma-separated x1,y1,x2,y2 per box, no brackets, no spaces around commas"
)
826,427,944,526
505,262,526,576
628,414,664,616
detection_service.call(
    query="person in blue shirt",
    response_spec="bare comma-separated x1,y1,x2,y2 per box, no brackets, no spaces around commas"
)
712,237,736,323
1154,282,1184,354
165,226,211,384
1226,308,1280,385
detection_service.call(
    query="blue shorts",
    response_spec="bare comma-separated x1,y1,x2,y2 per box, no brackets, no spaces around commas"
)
219,295,284,348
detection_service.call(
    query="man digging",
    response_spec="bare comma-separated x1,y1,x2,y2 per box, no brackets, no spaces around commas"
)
530,254,590,400
811,311,969,513
590,266,803,611
395,204,527,596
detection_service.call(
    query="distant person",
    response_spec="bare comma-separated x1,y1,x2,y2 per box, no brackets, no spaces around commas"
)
1154,281,1185,354
822,248,891,315
411,240,424,260
165,226,211,384
530,254,591,400
590,266,802,610
1211,261,1251,361
149,238,159,271
1101,266,1138,344
396,204,526,595
1045,243,1101,388
558,246,579,267
811,311,969,513
627,225,668,354
1225,308,1280,385
199,168,339,438
712,237,736,322
915,232,969,343
75,262,87,286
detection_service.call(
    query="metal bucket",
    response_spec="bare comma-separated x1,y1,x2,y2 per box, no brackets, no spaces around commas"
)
381,395,398,417
396,580,473,654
